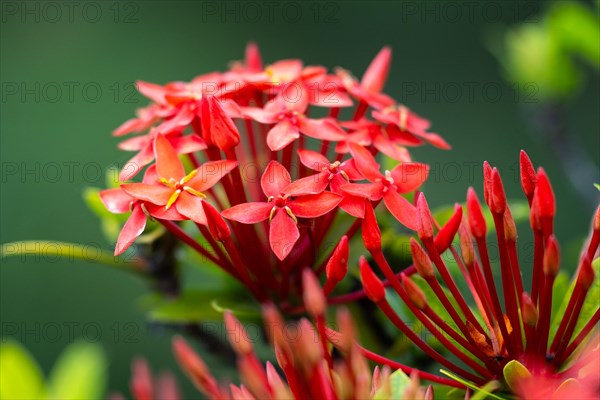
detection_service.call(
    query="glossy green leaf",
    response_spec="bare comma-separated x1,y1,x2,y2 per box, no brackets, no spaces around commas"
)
503,360,531,392
440,370,505,400
48,341,107,400
0,340,46,400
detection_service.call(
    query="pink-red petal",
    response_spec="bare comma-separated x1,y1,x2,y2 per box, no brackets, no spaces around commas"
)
154,134,185,180
297,149,329,171
121,183,173,206
261,161,291,197
115,205,147,256
100,188,132,214
187,160,238,192
349,143,383,182
383,190,418,230
284,171,329,196
391,163,429,193
341,182,384,201
269,209,300,261
221,202,272,224
175,192,207,225
266,120,300,151
288,192,342,218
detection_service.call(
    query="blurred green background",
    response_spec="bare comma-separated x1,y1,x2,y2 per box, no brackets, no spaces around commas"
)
1,0,598,397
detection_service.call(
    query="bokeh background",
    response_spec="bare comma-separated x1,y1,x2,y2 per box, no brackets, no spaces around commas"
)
2,0,598,397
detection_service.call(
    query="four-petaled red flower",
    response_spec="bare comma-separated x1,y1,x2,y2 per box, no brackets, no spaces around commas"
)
221,161,342,260
120,135,237,225
342,143,429,229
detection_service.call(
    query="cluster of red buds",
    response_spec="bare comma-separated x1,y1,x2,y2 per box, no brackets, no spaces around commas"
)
358,151,600,397
100,43,446,304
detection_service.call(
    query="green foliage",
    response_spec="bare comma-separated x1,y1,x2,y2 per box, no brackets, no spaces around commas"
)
0,340,106,400
503,360,531,393
491,1,599,100
373,369,411,400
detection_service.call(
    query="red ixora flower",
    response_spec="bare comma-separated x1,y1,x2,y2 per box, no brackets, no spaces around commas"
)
121,134,237,225
221,161,342,260
342,143,429,229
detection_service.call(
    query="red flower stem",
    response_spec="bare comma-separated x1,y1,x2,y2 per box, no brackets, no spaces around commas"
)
316,315,333,370
531,230,545,305
157,219,231,273
587,229,600,260
423,239,488,337
352,100,368,121
554,282,593,361
449,245,496,333
243,118,259,164
471,263,496,330
224,148,249,205
320,140,330,159
298,135,308,178
424,276,492,352
506,239,525,307
328,107,340,119
560,308,600,365
281,142,294,175
549,284,582,354
357,346,465,388
475,236,514,355
377,299,490,381
315,218,363,276
422,305,494,368
195,223,231,267
314,208,339,247
492,213,521,353
220,237,266,302
536,274,555,358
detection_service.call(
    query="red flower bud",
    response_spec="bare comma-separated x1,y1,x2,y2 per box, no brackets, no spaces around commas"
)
521,293,538,327
529,190,542,232
302,269,326,317
172,336,219,396
200,95,240,151
401,274,427,310
503,206,518,242
483,161,493,206
459,225,475,268
224,310,253,356
594,204,600,231
535,168,555,219
202,201,231,242
362,202,382,252
325,235,349,283
490,168,507,215
577,256,595,290
416,193,434,241
434,203,463,253
359,256,385,303
296,319,323,367
543,235,560,277
410,238,434,279
520,150,537,201
245,42,263,72
131,358,153,400
467,188,487,239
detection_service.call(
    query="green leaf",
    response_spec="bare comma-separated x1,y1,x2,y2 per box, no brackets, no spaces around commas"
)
0,340,46,399
594,183,600,192
503,360,531,392
373,368,411,400
48,341,107,400
145,289,260,323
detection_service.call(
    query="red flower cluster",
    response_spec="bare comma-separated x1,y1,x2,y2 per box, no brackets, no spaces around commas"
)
100,43,444,303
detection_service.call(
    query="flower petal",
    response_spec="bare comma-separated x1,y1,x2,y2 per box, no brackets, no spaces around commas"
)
170,134,207,154
221,202,272,224
261,161,291,197
288,192,342,218
340,196,366,218
391,163,429,193
269,209,300,261
383,190,417,230
341,182,384,201
154,134,185,180
175,192,207,225
297,149,329,171
156,104,195,134
266,120,300,151
115,205,147,256
349,143,383,182
100,188,132,214
361,46,391,93
137,81,167,104
240,106,278,124
299,118,346,141
284,171,329,196
121,183,173,205
146,203,186,221
200,96,241,150
187,160,238,192
119,145,155,181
